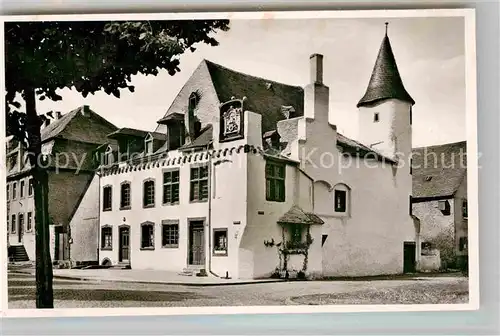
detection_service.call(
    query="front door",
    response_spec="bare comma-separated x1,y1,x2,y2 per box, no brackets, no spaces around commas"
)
189,221,205,266
17,218,23,243
119,226,130,263
403,241,416,273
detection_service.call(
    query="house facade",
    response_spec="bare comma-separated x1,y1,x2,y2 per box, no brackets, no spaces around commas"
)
412,141,468,272
96,27,420,279
6,106,117,265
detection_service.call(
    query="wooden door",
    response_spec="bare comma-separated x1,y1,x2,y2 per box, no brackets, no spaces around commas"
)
189,221,205,266
119,227,130,262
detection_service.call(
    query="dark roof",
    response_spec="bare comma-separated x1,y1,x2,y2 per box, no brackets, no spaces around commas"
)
108,127,150,139
41,106,82,142
336,132,397,164
205,60,304,132
277,205,324,225
179,124,213,151
357,33,415,108
412,141,467,199
157,112,184,125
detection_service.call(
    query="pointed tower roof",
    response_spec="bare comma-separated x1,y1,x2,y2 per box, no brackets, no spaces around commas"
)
357,23,415,108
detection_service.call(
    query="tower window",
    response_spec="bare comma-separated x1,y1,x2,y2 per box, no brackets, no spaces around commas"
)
373,112,380,122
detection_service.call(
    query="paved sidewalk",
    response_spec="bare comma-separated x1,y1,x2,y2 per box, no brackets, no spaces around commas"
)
12,267,285,286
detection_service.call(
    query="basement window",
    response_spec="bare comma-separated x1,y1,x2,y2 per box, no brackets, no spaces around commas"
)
213,228,228,256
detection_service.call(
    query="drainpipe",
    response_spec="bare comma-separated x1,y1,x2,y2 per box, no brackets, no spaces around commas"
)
96,170,101,265
206,141,221,278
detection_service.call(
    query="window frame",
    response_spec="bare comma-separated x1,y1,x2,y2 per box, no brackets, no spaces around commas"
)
120,181,132,210
28,178,33,197
144,134,154,156
265,160,286,202
6,183,10,202
140,221,155,250
162,169,180,205
26,212,33,232
103,145,113,166
11,214,16,234
189,165,209,203
101,225,113,250
161,220,179,248
142,178,156,208
102,185,113,211
20,179,25,199
332,183,351,217
213,228,228,256
12,181,17,200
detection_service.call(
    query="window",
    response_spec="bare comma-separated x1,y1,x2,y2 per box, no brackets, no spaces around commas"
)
334,190,347,212
409,195,413,216
27,212,33,232
11,214,16,233
7,216,9,232
189,92,198,111
120,182,131,209
459,237,468,252
290,224,303,243
144,134,154,155
438,200,451,216
103,146,113,166
265,161,285,202
12,182,17,200
19,213,24,233
28,178,33,196
101,226,113,250
213,228,228,256
190,165,209,202
462,199,468,219
141,222,155,249
163,170,180,204
20,180,25,198
6,184,9,201
162,220,179,248
143,179,155,207
103,186,112,211
374,112,380,122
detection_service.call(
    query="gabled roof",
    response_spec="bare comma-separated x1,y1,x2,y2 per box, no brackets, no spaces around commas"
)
277,205,324,225
357,30,415,108
336,132,397,164
108,127,149,139
41,106,82,142
412,141,467,199
204,60,304,132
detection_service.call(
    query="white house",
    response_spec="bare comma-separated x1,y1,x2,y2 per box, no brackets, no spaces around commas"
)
94,27,419,279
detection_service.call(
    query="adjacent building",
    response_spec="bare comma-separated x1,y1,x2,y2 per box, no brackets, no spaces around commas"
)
6,106,117,265
96,27,419,279
412,141,468,272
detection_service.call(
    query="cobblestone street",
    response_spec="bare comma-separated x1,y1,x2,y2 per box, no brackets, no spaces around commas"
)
8,271,469,309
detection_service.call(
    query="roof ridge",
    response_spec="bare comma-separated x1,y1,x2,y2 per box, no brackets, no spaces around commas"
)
413,140,467,151
204,59,304,90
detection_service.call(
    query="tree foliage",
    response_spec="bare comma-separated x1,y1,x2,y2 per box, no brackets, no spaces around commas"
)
5,19,229,139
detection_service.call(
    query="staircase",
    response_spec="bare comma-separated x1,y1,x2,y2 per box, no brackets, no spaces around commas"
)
8,245,30,262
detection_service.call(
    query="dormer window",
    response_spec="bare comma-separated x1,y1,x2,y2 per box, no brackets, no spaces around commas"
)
189,92,198,111
103,146,113,166
144,134,154,155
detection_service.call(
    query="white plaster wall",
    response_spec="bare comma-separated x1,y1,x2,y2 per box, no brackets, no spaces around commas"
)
69,173,99,262
99,154,211,271
419,249,441,271
295,93,415,277
7,178,36,260
358,99,412,162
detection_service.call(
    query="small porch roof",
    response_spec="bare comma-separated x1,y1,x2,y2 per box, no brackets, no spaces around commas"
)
277,205,324,225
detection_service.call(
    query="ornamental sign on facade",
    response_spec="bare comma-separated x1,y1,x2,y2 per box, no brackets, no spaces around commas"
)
219,97,246,142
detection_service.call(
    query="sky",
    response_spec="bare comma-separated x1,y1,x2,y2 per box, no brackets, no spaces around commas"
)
34,16,466,148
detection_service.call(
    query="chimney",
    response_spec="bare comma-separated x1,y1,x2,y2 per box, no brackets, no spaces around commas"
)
310,53,324,84
304,53,329,122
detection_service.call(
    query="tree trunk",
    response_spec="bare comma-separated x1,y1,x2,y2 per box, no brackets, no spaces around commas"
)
25,87,54,308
